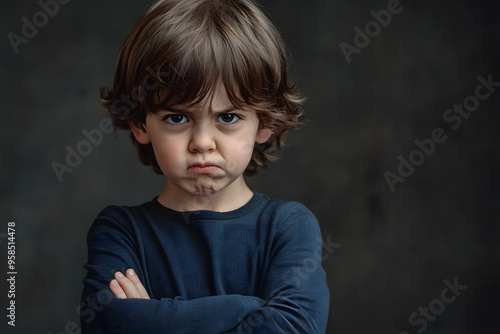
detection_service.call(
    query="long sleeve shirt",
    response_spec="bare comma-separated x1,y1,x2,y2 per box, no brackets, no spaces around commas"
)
80,192,330,333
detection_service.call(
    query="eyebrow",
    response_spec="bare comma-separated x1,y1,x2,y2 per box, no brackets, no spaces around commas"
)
162,105,241,114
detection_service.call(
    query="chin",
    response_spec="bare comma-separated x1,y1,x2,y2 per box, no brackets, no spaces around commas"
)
190,181,219,196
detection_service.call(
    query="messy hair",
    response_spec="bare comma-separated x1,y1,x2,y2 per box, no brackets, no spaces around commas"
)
100,0,304,176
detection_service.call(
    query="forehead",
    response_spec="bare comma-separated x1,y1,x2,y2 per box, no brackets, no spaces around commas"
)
167,82,241,113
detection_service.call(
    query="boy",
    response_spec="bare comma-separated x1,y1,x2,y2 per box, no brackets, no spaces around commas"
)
80,0,330,333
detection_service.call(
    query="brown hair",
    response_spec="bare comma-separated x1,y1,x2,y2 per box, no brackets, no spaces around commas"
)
101,0,304,176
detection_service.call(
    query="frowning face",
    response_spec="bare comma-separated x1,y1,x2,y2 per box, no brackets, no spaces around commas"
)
130,83,271,211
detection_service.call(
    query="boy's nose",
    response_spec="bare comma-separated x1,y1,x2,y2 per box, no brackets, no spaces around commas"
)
188,126,216,153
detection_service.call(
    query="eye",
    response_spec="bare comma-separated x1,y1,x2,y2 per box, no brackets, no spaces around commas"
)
217,113,240,124
164,114,188,124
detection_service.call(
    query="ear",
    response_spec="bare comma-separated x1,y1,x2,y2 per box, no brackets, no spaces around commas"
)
255,127,272,144
129,121,151,144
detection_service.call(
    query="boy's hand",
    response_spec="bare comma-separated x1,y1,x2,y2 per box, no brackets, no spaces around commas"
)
110,269,150,299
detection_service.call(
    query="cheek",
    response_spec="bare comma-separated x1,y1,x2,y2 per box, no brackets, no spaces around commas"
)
150,138,184,171
222,136,256,171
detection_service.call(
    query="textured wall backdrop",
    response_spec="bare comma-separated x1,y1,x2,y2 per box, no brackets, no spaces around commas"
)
1,0,499,333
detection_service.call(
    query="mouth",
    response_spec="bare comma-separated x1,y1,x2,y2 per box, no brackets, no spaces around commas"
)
188,163,220,175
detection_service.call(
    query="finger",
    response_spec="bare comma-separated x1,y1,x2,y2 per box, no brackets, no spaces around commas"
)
109,279,127,299
114,271,141,298
125,269,150,299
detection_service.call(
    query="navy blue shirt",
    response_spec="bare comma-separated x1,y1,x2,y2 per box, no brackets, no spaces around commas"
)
81,192,330,333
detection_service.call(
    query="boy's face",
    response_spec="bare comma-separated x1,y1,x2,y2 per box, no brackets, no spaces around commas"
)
130,83,271,199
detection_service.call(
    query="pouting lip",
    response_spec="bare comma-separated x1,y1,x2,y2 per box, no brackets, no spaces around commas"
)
187,163,222,173
187,164,220,175
188,162,220,169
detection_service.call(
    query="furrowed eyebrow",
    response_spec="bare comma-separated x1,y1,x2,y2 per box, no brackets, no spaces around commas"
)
162,106,241,114
211,106,239,114
161,106,192,113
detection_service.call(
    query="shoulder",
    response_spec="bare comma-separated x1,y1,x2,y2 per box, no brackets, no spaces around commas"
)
257,195,324,259
258,194,320,234
263,197,315,219
87,200,153,239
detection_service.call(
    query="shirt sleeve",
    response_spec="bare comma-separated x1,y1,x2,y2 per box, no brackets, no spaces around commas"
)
223,203,330,334
80,209,265,334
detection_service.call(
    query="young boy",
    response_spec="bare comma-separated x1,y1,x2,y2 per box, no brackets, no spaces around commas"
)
80,0,330,332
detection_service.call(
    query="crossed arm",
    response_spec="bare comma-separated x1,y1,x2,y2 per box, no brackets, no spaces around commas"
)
82,206,330,333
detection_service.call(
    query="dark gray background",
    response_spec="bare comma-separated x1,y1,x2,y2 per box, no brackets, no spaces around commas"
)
1,0,499,333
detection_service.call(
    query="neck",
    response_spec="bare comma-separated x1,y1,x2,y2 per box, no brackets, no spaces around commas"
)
157,176,253,212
